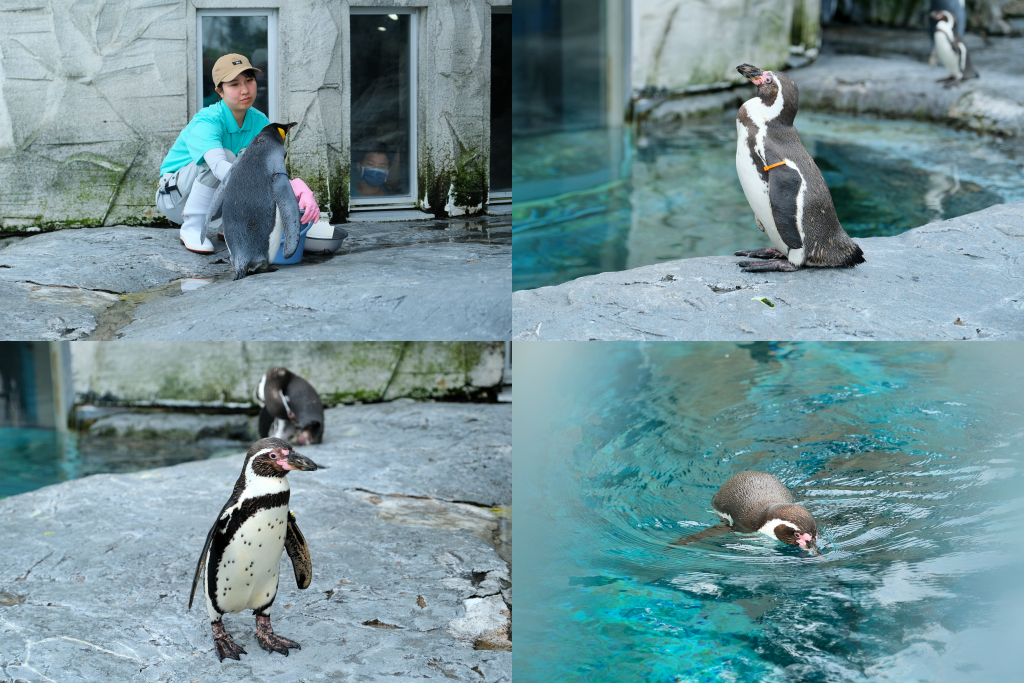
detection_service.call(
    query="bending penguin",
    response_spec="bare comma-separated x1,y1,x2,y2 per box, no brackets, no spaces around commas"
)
670,471,820,554
203,122,303,280
189,437,320,661
254,367,325,445
733,64,864,272
932,9,978,87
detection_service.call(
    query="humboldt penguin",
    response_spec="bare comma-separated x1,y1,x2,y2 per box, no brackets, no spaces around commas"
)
733,64,865,272
254,367,324,446
204,122,302,280
670,471,820,554
932,10,978,87
189,437,320,661
927,0,966,54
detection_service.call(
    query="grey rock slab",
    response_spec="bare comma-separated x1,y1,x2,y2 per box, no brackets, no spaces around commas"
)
113,241,511,341
792,53,1024,135
0,401,510,682
0,226,231,294
87,412,258,442
0,280,118,340
513,201,1024,341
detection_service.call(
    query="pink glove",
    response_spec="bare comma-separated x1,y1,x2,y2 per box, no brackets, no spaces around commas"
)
290,178,320,225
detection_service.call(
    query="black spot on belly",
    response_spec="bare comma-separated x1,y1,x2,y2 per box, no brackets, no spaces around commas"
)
248,218,256,228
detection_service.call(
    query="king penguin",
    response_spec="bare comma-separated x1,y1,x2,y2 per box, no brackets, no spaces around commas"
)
932,10,978,87
733,64,865,272
189,437,320,661
254,367,325,445
670,471,820,554
204,122,303,280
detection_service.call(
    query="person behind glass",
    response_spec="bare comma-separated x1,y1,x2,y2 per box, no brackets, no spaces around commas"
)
156,54,320,254
352,143,402,197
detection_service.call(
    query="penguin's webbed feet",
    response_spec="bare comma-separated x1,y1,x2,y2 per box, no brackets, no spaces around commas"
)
734,248,786,260
212,620,248,661
255,614,301,656
737,259,799,272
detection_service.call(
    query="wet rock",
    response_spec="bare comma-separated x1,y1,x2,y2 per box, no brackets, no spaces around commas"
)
793,53,1024,136
0,219,510,341
0,401,510,681
513,200,1024,341
86,412,257,442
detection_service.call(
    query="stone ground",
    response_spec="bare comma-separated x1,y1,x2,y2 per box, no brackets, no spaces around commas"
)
0,400,511,682
0,215,510,341
513,201,1024,341
643,25,1024,132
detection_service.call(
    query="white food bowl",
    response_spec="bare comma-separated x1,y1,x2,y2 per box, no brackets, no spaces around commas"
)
303,225,348,255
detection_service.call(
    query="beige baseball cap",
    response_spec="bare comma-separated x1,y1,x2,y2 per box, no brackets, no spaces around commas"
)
212,53,262,86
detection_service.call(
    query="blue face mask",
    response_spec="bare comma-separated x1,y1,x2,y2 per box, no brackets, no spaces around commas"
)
361,166,388,186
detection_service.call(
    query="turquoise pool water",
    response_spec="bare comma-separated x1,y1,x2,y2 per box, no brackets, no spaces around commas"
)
516,343,1024,682
513,114,1024,290
0,428,246,499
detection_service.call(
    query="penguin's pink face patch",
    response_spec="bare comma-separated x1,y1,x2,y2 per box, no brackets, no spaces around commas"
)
796,532,814,549
752,72,773,86
271,447,296,470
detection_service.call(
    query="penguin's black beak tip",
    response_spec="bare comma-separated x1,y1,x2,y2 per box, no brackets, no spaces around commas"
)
736,63,763,81
285,452,320,471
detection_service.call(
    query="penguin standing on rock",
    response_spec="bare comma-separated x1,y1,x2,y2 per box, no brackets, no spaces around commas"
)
204,122,303,280
931,10,978,87
255,367,325,445
670,471,820,554
189,437,320,661
733,64,864,272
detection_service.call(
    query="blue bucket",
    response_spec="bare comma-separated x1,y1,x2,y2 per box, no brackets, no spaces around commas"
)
271,220,314,265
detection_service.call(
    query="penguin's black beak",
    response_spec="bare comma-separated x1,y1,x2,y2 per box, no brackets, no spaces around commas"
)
736,64,764,83
284,451,320,471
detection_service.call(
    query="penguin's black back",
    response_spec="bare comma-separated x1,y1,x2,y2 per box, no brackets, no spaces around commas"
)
712,471,793,533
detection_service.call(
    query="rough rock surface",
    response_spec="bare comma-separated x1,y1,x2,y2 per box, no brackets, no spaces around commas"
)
0,217,510,341
792,38,1024,136
0,401,511,681
86,412,258,442
513,201,1024,341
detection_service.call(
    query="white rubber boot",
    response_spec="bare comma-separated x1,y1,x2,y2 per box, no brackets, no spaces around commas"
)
179,181,216,254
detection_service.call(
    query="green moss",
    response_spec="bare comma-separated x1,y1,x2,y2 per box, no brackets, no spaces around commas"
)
419,150,453,218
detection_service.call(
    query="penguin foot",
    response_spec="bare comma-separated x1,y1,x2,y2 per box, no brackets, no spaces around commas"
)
734,248,786,260
737,259,799,272
211,620,247,661
255,614,301,656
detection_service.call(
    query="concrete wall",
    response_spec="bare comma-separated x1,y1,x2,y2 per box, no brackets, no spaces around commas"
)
632,0,801,98
70,341,506,406
0,0,507,233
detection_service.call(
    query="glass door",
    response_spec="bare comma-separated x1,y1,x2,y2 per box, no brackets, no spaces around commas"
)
349,9,418,209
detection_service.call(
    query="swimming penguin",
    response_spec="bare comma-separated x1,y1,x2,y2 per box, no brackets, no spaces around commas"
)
204,122,302,280
733,64,865,272
670,471,820,554
931,10,978,87
254,367,324,445
189,437,320,661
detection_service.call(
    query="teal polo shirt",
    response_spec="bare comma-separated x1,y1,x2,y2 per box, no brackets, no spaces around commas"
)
159,100,271,175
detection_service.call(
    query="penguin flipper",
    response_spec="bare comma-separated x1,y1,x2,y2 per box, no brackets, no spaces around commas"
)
284,511,313,589
767,164,804,251
189,519,219,610
271,173,303,259
667,524,733,548
201,170,231,237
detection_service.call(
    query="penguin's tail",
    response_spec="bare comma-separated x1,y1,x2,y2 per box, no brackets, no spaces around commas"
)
841,240,865,267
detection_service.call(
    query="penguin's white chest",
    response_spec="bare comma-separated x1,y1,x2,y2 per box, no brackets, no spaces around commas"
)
267,206,285,261
735,116,788,255
935,30,962,78
208,505,289,614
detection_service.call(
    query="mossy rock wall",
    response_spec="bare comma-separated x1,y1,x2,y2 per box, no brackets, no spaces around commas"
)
70,342,506,407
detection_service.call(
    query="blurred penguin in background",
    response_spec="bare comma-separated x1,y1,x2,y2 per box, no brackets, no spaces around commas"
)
255,367,325,445
931,8,979,86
